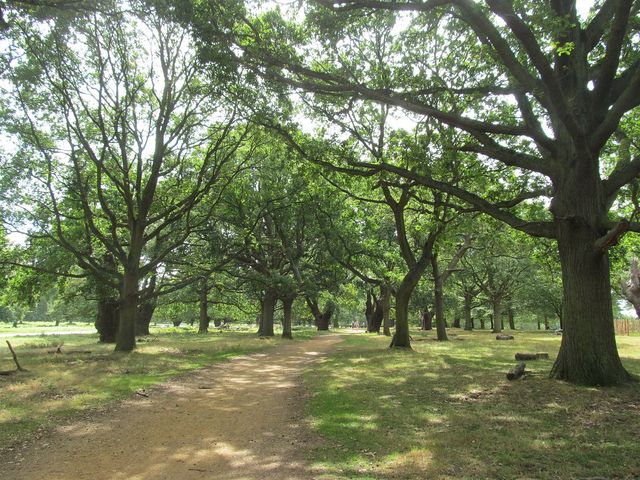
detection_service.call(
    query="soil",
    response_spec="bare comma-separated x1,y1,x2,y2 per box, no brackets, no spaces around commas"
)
1,333,342,480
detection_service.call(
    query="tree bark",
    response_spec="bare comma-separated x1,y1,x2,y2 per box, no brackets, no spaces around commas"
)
136,301,154,336
391,261,427,348
317,301,334,331
431,253,448,341
491,297,503,334
259,289,277,337
370,294,383,333
551,219,631,385
96,287,119,343
463,292,473,331
115,267,139,352
281,294,294,339
381,283,392,337
198,281,210,334
508,307,515,330
421,308,432,330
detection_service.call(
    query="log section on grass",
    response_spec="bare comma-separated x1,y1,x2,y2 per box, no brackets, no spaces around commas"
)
507,362,526,380
515,352,549,360
496,334,514,340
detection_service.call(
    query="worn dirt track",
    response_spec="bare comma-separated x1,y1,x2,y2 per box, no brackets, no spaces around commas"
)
2,334,342,480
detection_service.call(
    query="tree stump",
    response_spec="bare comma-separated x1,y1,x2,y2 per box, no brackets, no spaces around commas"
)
496,334,514,340
515,352,549,360
507,362,526,380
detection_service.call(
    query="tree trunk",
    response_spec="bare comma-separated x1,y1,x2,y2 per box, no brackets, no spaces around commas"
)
381,284,391,337
508,307,515,330
259,290,277,337
479,315,485,330
307,297,325,330
96,289,119,343
370,295,383,333
421,308,432,330
365,291,375,332
452,314,461,329
550,215,631,385
198,282,210,334
391,261,427,348
538,317,542,330
492,297,502,334
136,301,154,336
544,315,550,330
463,292,473,331
282,295,294,339
115,268,139,352
431,253,448,341
317,301,334,331
136,274,157,336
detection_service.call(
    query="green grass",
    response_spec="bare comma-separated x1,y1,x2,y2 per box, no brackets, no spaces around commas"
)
304,330,640,480
0,326,317,449
0,322,95,334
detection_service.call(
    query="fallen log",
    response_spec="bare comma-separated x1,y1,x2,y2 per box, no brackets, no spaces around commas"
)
515,352,549,361
507,362,526,380
496,334,514,340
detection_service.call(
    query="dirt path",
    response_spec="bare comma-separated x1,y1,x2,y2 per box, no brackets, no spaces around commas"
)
2,334,342,480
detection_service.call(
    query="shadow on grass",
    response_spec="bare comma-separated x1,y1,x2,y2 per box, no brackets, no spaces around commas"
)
306,331,640,480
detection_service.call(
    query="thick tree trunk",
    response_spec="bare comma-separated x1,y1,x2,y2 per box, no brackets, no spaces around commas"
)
622,260,640,318
381,284,392,337
96,290,119,343
538,317,542,330
136,274,156,336
421,308,432,330
391,262,427,348
282,295,294,339
198,282,210,334
479,315,485,330
136,301,154,336
431,253,448,341
370,295,383,333
508,307,515,330
551,221,631,385
308,298,321,328
463,292,473,331
492,297,502,334
317,301,334,331
544,315,550,330
115,268,139,352
365,291,375,332
259,290,277,337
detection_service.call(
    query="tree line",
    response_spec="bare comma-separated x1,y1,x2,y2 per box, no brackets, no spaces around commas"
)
0,0,638,386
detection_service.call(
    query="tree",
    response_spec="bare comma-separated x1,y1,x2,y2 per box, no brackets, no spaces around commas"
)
2,7,250,351
170,0,640,384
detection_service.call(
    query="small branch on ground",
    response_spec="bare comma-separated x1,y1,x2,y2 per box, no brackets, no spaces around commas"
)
6,340,26,372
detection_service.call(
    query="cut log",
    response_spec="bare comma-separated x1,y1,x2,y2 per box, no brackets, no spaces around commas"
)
507,362,526,380
496,334,514,340
515,352,549,360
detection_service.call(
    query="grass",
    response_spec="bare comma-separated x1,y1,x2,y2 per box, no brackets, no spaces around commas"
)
0,325,317,449
0,322,95,335
304,329,640,480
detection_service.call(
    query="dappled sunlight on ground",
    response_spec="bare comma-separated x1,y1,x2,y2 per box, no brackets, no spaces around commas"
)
2,334,342,480
304,330,640,479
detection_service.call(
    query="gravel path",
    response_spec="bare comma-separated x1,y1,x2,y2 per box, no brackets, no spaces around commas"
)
2,334,342,480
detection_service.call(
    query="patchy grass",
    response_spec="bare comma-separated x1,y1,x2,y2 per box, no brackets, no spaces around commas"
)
305,330,640,480
0,327,317,449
